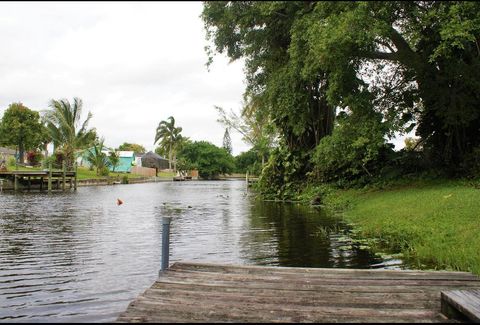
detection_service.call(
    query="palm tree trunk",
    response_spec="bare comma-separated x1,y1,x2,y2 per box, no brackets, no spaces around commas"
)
168,144,172,170
44,143,49,159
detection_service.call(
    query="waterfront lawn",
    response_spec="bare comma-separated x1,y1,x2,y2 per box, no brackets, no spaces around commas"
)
326,180,480,275
75,167,175,180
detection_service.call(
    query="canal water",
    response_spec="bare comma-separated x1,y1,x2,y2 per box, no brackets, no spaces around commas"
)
0,180,399,322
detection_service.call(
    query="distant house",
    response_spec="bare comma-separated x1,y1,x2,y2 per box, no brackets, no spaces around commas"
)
141,151,170,175
115,151,135,173
134,152,145,167
0,147,16,166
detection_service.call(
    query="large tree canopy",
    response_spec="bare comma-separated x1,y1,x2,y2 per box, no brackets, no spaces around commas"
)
0,103,44,163
118,142,146,155
202,1,480,175
177,141,234,179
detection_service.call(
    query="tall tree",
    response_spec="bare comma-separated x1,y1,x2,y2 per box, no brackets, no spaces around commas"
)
203,1,480,173
215,102,276,166
154,116,184,171
43,97,96,169
0,103,44,163
203,2,336,154
118,142,146,155
222,127,232,154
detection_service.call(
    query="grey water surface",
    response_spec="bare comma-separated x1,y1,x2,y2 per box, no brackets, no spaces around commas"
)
0,180,394,322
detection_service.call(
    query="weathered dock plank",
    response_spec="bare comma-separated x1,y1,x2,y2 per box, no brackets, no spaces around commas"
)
117,262,480,323
441,289,480,322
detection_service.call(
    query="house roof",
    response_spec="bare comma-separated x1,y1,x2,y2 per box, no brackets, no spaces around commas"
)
0,147,16,155
141,151,170,170
118,151,134,158
142,151,167,160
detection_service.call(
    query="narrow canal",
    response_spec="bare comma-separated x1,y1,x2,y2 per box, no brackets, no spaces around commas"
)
0,180,399,322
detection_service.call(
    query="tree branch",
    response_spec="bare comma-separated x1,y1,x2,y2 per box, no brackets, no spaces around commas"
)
362,50,399,62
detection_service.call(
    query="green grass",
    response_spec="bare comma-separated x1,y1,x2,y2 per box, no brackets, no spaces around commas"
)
76,167,175,180
320,180,480,274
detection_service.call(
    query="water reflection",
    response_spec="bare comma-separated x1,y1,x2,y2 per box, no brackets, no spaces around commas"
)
0,180,390,322
243,201,383,268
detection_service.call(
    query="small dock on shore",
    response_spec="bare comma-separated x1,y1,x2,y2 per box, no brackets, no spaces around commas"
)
117,217,480,323
0,166,77,192
117,262,480,323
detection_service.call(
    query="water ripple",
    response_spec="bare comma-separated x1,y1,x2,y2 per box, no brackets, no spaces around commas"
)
0,180,387,322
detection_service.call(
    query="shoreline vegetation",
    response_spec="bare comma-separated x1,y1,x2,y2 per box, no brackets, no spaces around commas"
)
291,178,480,276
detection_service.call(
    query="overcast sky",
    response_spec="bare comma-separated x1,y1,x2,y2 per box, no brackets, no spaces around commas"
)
0,1,250,155
0,1,408,156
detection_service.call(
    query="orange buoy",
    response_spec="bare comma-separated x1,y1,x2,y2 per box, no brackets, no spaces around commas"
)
117,198,123,206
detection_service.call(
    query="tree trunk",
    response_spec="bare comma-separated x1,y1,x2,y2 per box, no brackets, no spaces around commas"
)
44,143,49,159
18,142,24,164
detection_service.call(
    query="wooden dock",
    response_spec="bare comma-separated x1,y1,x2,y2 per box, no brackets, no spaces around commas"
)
0,167,77,192
117,262,480,323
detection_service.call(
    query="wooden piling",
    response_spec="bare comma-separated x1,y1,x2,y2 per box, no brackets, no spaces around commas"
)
161,217,171,273
74,162,77,191
14,175,18,192
62,161,66,191
48,162,52,193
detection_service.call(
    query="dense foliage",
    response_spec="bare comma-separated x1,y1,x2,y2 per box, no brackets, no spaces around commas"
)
177,141,234,179
234,148,262,175
203,1,480,196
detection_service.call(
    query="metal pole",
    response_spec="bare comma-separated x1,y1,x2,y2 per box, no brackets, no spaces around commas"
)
160,216,171,273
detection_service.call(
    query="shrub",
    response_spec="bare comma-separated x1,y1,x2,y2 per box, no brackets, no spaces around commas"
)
99,166,110,176
257,144,308,200
26,150,43,166
7,156,16,167
311,112,392,186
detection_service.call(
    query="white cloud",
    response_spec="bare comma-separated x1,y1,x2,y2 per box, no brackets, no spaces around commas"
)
0,2,251,155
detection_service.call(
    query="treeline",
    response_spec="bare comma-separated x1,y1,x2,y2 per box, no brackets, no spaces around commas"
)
0,99,260,179
202,1,480,198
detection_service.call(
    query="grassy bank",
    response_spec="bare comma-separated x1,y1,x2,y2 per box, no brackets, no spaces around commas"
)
302,179,480,275
75,167,174,180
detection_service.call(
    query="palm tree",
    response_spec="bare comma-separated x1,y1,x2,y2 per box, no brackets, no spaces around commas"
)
43,97,96,169
108,150,120,173
85,138,109,176
154,116,184,171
